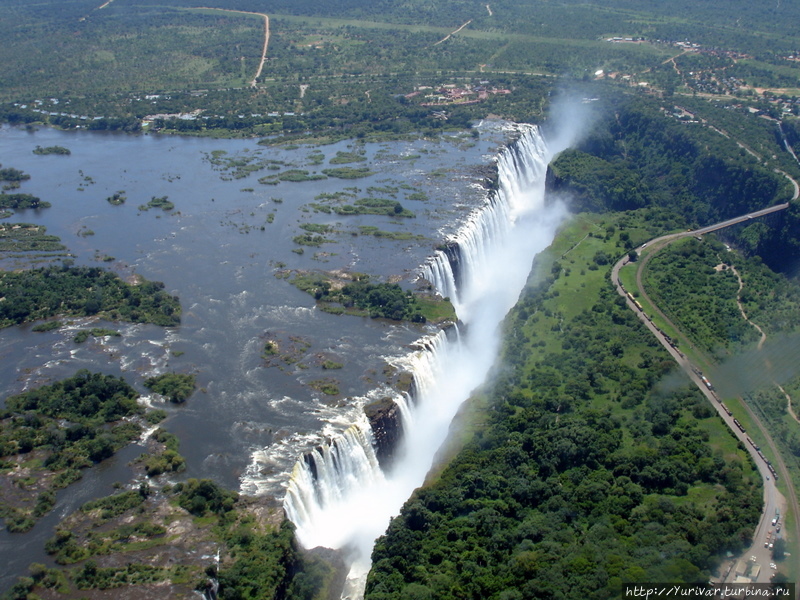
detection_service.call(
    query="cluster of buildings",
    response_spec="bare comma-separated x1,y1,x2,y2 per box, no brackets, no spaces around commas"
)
605,36,645,43
599,34,800,112
687,73,746,96
404,82,511,107
14,98,101,122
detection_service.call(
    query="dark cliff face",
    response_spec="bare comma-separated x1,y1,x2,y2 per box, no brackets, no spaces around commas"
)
544,161,592,212
472,163,500,192
364,397,404,468
544,164,561,197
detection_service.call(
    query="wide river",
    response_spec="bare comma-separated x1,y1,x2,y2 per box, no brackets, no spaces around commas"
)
0,122,513,589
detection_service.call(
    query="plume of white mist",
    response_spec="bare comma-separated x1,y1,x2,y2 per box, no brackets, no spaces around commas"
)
711,333,800,400
317,200,567,600
543,88,600,157
283,121,587,600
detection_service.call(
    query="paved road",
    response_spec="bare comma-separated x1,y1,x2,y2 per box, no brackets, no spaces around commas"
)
610,213,795,583
692,202,789,236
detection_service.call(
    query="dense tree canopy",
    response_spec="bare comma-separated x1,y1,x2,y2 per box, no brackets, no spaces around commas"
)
0,265,181,328
366,259,761,599
549,98,793,226
0,370,144,532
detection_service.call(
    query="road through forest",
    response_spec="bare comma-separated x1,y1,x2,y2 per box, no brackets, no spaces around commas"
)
193,7,270,86
611,212,797,583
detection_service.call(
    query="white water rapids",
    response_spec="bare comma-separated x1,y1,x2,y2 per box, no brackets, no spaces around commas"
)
283,124,572,599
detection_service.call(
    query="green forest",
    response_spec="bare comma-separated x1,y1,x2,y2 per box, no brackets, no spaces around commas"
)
3,0,800,139
547,98,795,223
0,265,181,328
547,95,800,273
0,370,144,533
365,221,763,599
4,0,800,598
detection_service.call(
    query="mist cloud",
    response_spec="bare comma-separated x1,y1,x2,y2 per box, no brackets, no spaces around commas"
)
543,85,602,157
711,333,800,400
284,124,574,598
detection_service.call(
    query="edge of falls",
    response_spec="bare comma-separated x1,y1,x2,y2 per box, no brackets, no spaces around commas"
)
282,123,569,599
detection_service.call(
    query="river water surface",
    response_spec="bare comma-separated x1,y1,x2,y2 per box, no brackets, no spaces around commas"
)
0,122,513,589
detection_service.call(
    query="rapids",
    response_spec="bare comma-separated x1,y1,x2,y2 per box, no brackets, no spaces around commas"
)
283,125,570,599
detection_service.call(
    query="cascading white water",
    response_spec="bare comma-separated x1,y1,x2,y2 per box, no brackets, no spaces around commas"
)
284,124,570,599
422,127,550,319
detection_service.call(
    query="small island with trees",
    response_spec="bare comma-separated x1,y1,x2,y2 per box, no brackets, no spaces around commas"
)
143,373,197,404
105,191,126,206
0,193,48,210
138,196,174,211
0,265,181,328
286,270,455,324
32,145,70,156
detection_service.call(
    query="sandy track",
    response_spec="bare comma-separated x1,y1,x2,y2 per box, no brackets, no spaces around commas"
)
434,19,472,46
193,7,270,86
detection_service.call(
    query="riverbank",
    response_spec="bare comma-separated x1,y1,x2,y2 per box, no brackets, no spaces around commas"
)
365,209,764,597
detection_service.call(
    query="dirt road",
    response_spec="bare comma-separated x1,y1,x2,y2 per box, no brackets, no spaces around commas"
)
193,7,270,87
434,20,473,46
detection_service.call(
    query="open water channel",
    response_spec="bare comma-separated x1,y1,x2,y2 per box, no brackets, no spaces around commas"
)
0,122,515,589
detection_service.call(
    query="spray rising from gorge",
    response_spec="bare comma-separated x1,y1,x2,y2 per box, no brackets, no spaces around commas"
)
283,121,580,598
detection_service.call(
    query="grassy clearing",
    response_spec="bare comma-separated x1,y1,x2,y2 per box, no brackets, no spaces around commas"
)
272,14,455,35
547,215,613,322
273,13,670,58
413,295,456,323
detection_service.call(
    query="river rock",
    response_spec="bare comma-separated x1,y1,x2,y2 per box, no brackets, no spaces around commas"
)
364,396,404,468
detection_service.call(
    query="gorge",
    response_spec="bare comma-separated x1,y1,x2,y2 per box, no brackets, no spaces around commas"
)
283,124,576,598
0,112,591,596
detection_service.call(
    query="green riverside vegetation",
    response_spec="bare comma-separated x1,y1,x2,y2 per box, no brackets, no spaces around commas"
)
5,479,332,599
365,213,763,598
4,0,800,596
0,370,144,533
0,223,66,255
0,265,181,328
7,88,798,599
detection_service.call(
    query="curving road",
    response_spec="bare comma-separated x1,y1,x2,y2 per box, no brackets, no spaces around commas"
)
610,208,797,583
193,7,270,87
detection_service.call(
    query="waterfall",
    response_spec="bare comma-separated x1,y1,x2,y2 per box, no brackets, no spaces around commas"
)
283,124,568,599
422,127,550,319
283,412,386,542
